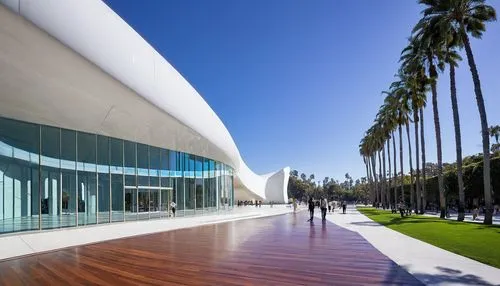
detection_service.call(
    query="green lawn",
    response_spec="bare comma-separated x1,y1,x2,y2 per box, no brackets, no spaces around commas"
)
357,207,500,268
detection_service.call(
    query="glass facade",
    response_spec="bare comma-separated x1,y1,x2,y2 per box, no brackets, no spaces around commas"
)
0,116,234,234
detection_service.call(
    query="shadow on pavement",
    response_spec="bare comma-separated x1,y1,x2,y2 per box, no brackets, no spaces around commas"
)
349,220,384,227
411,266,497,286
384,264,498,286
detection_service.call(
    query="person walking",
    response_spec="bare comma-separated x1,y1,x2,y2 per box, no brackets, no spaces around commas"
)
170,201,177,217
342,202,347,214
328,201,332,213
320,197,328,221
307,197,315,222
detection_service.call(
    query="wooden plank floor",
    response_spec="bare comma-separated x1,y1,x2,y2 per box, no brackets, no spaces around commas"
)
0,212,422,285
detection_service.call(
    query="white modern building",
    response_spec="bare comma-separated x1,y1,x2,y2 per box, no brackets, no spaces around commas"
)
0,0,289,234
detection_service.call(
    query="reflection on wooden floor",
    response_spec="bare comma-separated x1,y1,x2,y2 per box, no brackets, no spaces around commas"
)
0,212,422,285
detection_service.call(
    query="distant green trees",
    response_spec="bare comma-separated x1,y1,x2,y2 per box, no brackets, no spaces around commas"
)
389,153,500,211
287,170,369,203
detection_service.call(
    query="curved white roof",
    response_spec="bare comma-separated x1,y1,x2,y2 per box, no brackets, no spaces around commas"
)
0,0,289,202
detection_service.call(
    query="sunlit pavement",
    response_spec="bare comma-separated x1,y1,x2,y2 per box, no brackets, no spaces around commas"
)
0,205,292,261
320,205,500,286
0,210,421,285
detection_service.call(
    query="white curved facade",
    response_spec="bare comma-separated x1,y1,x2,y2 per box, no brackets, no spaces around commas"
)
0,0,289,204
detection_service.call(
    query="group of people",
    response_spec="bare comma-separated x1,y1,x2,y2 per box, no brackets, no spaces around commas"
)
306,197,347,222
237,200,263,207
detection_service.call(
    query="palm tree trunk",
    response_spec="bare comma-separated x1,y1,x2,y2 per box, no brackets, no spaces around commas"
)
429,60,446,219
378,150,383,206
461,27,492,225
420,108,426,213
449,64,465,221
387,139,392,208
366,156,374,203
393,131,398,208
406,122,415,212
371,154,379,206
413,106,421,214
364,156,370,192
382,145,387,208
399,124,404,206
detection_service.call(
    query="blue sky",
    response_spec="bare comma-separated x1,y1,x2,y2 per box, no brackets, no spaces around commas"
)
103,0,500,183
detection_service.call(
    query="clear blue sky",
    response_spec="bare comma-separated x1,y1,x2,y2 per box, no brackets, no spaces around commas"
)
103,0,500,183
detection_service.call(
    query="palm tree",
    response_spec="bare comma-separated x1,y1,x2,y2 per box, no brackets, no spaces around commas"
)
491,125,500,153
490,125,500,144
386,138,392,206
384,86,410,206
377,102,398,208
392,131,398,207
415,16,467,220
404,32,446,218
420,108,427,213
401,55,428,214
419,0,497,224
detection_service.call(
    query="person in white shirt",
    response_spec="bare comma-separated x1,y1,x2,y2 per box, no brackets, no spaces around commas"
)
170,201,177,217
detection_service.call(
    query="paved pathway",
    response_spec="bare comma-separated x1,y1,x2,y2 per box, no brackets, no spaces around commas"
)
0,206,291,261
0,212,421,285
323,205,500,286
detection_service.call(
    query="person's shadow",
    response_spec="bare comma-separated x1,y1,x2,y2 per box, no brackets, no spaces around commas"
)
309,220,316,250
321,220,327,238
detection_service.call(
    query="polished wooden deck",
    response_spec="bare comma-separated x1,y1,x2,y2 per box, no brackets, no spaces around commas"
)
0,212,422,285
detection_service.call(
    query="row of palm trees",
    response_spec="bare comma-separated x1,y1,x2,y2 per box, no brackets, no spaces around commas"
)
359,0,497,224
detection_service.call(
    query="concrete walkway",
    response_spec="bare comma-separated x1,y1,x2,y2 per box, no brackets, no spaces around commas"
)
321,205,500,286
0,206,292,261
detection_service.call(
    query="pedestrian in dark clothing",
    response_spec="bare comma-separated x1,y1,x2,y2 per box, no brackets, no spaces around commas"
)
342,202,347,214
320,197,328,221
307,198,315,222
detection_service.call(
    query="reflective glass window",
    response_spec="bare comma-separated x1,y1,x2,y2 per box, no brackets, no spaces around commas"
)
61,129,77,228
97,135,110,224
77,132,97,225
0,117,40,233
41,126,60,229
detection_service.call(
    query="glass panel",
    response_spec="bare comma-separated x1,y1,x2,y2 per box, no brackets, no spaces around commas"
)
184,154,195,215
0,117,40,233
210,160,216,209
137,189,149,220
41,126,60,230
61,129,77,228
77,132,97,226
124,141,136,187
160,149,171,188
111,174,124,222
203,158,209,211
110,138,123,222
175,152,184,216
125,188,137,221
137,143,148,187
110,138,123,175
195,156,203,211
97,135,110,224
160,188,172,217
150,189,160,219
149,146,160,188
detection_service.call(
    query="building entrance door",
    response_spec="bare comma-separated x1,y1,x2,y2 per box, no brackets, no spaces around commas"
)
124,186,173,220
137,189,149,220
160,188,173,217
